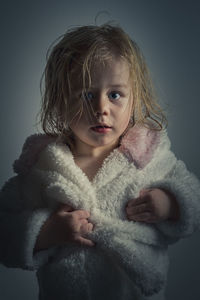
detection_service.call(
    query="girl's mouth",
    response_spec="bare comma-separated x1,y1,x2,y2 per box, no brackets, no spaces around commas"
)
91,125,112,133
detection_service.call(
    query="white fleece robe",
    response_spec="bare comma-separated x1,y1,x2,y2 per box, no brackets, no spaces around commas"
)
0,125,200,300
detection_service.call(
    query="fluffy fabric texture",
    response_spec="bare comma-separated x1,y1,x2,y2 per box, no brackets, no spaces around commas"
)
13,125,160,174
0,124,200,300
13,134,55,175
119,124,161,168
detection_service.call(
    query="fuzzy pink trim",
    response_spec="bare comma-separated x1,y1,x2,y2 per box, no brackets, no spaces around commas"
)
119,125,161,169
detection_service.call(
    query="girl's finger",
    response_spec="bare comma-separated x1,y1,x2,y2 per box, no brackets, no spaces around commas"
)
76,236,95,247
135,214,159,223
57,203,74,212
139,189,151,197
128,212,152,221
80,223,93,233
75,210,90,219
133,189,152,204
80,218,88,225
126,203,151,215
87,223,93,231
126,196,148,208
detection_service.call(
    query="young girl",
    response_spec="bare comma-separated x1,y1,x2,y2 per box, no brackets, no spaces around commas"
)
0,22,200,300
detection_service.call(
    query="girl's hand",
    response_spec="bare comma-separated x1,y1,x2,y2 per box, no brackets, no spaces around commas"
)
34,204,95,253
125,188,180,223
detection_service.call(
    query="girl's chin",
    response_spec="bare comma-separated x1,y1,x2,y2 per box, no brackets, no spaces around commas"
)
73,132,120,149
89,137,120,148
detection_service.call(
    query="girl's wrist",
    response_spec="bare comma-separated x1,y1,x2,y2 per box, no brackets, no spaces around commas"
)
159,188,180,222
168,196,180,221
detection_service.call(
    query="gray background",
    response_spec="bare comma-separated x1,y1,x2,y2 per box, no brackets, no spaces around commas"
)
0,0,200,299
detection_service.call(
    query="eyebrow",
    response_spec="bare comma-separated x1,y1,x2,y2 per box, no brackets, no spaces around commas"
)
75,84,129,94
108,84,128,88
89,84,128,89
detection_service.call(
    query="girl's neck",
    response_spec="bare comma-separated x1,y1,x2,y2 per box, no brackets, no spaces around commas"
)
71,139,120,160
71,143,119,182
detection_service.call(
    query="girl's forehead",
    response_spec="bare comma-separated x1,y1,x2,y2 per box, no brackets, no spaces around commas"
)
90,58,131,82
70,55,132,90
92,54,129,69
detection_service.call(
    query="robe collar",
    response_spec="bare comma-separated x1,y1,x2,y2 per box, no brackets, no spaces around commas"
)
13,124,161,180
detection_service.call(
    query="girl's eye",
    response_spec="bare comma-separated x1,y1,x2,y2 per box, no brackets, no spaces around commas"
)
109,92,121,100
80,91,121,101
82,92,94,101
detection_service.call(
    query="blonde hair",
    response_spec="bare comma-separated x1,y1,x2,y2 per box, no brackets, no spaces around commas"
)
38,21,167,143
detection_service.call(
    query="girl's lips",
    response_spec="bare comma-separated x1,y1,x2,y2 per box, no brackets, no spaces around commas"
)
91,126,112,133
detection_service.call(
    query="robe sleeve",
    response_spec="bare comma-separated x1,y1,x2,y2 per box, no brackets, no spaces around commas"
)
86,129,200,295
151,159,200,241
0,176,57,270
139,129,200,243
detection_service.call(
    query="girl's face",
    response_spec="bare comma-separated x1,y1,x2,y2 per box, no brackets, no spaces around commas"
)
69,56,133,155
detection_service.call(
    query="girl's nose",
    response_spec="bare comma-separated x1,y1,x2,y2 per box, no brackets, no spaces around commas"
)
94,93,109,116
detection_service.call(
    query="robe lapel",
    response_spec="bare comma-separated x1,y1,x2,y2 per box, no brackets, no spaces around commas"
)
40,139,131,191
